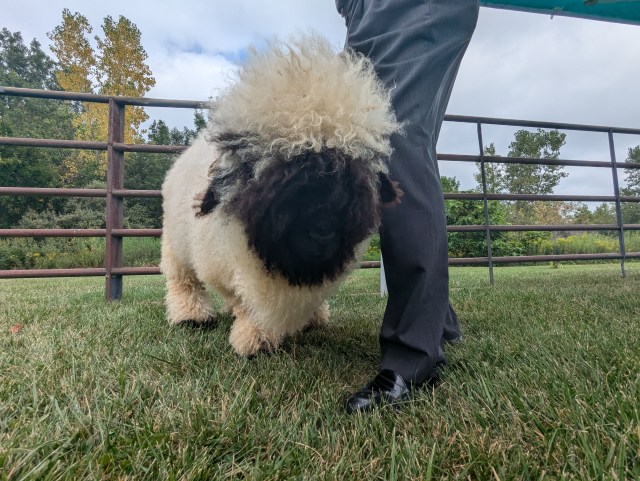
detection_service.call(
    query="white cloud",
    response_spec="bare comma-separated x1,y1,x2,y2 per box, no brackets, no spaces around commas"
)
150,51,236,99
141,50,238,129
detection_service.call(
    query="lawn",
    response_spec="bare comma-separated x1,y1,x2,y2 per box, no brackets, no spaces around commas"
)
1,264,639,480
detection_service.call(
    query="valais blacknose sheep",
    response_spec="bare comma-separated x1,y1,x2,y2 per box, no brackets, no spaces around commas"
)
161,34,402,356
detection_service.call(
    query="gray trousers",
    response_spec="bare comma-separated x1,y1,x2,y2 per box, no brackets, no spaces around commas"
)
337,0,479,384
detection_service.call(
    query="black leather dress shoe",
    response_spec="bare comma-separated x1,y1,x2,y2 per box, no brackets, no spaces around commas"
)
346,369,410,414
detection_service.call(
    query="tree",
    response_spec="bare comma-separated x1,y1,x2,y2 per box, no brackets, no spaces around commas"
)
47,11,104,185
48,10,156,184
124,114,205,228
591,203,617,225
623,146,640,191
506,129,567,195
0,28,59,89
474,129,567,225
621,146,640,224
573,202,617,225
0,29,75,227
532,201,583,265
473,143,504,194
441,175,460,194
532,201,579,227
47,11,95,94
572,203,593,225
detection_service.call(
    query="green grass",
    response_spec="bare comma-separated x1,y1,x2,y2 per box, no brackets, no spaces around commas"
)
1,265,639,480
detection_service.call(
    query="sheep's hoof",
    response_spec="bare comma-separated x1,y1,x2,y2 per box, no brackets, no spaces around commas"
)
304,302,329,332
176,316,217,329
229,316,279,357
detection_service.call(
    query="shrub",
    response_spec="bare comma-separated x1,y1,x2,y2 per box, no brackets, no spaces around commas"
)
363,234,381,261
0,237,161,270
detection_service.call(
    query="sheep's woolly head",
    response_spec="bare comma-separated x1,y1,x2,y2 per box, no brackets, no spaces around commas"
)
198,33,404,287
209,33,402,167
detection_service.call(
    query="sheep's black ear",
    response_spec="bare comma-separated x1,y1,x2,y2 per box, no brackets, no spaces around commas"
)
196,185,220,217
194,132,259,217
196,160,255,217
378,172,403,207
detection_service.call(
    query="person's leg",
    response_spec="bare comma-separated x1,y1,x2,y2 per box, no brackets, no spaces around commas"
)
341,0,479,395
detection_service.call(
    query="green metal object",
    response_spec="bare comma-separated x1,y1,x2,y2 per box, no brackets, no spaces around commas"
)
481,0,640,25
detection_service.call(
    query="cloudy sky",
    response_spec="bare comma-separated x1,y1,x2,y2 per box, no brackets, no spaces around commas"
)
4,0,640,196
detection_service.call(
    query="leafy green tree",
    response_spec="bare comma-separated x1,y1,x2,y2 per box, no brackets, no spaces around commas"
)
473,143,504,194
0,28,59,89
508,129,565,169
572,203,594,225
505,129,567,225
441,175,460,194
571,201,617,235
0,28,75,227
621,146,640,224
474,129,567,225
591,203,617,225
124,114,205,228
571,202,617,225
623,146,640,191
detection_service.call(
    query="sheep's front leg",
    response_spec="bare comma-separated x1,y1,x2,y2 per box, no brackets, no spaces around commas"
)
305,301,329,330
229,305,282,356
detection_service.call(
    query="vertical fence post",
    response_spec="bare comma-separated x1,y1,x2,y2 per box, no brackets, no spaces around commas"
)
477,122,494,285
608,129,626,278
105,98,125,300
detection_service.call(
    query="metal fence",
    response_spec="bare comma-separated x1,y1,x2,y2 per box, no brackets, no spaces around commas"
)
1,86,639,298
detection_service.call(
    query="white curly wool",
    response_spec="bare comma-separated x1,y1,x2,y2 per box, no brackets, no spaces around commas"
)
209,33,401,166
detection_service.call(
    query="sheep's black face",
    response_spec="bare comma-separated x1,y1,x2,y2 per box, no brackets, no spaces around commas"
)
236,150,377,286
260,172,350,281
198,143,402,287
286,187,342,263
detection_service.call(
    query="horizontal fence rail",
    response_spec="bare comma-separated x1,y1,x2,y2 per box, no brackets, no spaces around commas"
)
1,86,639,295
0,86,209,108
